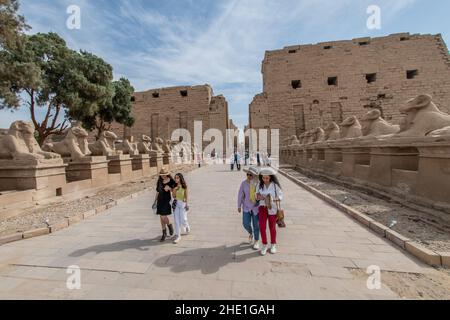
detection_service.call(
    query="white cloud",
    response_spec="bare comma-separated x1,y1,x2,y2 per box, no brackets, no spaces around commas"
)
3,0,425,130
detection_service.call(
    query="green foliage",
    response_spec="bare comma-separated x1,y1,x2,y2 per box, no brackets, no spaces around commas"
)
65,51,114,122
0,0,40,108
80,77,135,138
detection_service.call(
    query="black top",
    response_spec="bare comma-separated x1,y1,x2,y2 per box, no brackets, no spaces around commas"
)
156,178,176,216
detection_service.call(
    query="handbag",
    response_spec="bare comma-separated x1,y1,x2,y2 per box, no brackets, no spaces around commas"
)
171,199,177,210
265,194,273,210
274,186,286,228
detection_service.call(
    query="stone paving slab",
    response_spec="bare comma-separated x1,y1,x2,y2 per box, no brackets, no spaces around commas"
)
0,165,442,299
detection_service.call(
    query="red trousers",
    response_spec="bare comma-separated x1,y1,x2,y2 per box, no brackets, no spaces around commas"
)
258,206,277,245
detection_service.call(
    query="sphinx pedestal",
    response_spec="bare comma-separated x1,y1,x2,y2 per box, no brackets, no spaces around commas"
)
65,156,109,188
368,147,419,187
341,147,371,180
163,153,171,165
324,148,343,176
149,152,164,173
107,155,133,182
0,159,67,200
415,144,450,203
163,153,176,171
132,154,153,178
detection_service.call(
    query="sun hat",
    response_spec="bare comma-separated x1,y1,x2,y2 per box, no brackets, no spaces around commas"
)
248,166,260,176
159,167,170,176
259,167,277,176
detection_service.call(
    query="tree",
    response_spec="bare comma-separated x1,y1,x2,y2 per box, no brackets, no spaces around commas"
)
80,77,135,140
1,3,133,144
14,32,76,145
5,32,115,145
0,0,40,108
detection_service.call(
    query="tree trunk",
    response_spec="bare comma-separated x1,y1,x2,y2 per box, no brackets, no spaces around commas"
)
28,91,68,146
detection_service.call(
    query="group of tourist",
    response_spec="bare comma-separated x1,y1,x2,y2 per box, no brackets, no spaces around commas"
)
153,164,283,256
237,166,283,255
154,168,190,244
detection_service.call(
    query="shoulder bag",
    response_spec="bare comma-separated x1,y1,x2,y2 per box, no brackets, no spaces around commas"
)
274,186,286,228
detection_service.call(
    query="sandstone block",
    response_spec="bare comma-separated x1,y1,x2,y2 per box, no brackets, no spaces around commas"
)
23,228,50,239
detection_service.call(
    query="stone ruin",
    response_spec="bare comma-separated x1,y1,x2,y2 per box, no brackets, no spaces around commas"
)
0,121,192,209
89,131,122,157
43,123,92,161
324,122,341,141
339,116,363,139
361,109,400,137
281,95,450,209
0,121,61,162
137,135,152,154
116,136,139,156
0,121,65,201
396,94,450,137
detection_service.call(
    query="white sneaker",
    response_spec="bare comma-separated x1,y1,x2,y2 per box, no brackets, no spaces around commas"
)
270,244,277,254
260,245,268,256
253,241,260,250
173,236,181,244
248,234,254,244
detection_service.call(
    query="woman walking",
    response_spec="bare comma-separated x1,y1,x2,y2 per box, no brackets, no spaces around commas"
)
237,167,260,250
172,173,190,244
256,168,283,255
155,167,176,242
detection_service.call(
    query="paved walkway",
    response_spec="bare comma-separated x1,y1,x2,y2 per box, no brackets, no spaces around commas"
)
0,165,438,299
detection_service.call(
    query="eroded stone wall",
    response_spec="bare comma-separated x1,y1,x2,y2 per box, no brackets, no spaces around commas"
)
111,84,229,151
250,33,450,142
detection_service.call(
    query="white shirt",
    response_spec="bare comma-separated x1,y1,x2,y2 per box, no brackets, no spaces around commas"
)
258,182,283,215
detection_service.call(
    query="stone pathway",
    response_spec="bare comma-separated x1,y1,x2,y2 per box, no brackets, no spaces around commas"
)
0,165,443,300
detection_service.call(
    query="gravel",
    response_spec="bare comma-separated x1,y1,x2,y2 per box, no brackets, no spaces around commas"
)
350,268,450,300
283,167,450,252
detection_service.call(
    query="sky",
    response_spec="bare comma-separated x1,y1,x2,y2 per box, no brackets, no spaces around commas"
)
1,0,450,131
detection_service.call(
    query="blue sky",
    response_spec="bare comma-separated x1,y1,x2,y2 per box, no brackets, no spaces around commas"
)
1,0,450,130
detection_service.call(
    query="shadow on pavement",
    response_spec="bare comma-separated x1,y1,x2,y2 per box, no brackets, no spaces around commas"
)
69,237,162,257
153,242,260,275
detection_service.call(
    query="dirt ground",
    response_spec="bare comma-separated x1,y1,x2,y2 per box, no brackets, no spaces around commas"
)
283,168,450,253
350,268,450,300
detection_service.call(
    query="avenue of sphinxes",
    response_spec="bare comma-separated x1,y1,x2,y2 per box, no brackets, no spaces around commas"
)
243,33,450,216
0,118,196,204
281,94,450,211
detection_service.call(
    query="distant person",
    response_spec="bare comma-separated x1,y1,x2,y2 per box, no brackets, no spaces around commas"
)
235,152,242,171
154,167,176,242
263,152,269,166
256,168,283,255
196,149,202,168
257,152,261,167
238,167,261,250
172,173,190,244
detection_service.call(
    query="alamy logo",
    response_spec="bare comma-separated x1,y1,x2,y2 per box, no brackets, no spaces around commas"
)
66,265,81,290
367,5,381,30
66,5,81,30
